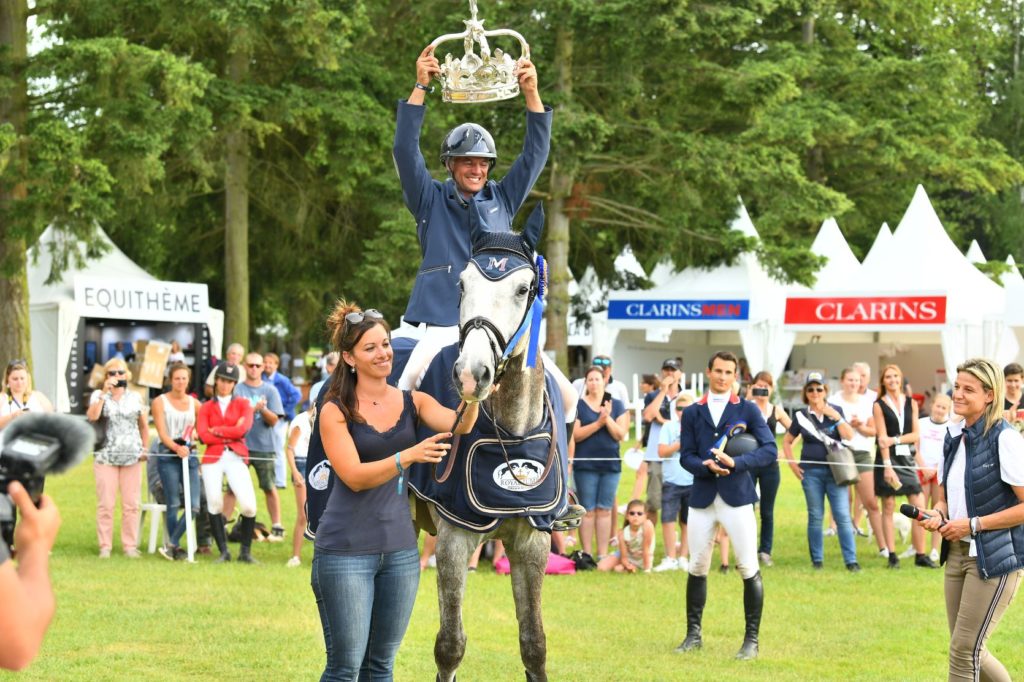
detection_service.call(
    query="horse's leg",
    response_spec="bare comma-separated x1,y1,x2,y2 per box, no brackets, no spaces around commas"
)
434,519,480,682
503,520,550,682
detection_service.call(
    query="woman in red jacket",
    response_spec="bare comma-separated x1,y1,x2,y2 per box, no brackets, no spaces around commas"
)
197,362,258,563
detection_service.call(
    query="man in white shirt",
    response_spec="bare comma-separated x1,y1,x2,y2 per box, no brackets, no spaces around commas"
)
573,354,630,404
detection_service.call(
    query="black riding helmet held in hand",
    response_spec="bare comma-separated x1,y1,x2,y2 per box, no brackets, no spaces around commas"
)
440,123,497,171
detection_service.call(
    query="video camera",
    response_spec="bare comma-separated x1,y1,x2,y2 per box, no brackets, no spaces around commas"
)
0,413,93,556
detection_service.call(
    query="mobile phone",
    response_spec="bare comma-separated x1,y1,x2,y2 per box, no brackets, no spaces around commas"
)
602,391,612,405
115,379,128,388
751,387,769,397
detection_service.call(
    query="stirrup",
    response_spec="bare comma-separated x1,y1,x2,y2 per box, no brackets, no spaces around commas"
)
550,503,586,532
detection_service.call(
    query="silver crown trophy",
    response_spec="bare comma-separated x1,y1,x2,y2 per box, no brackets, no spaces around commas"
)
429,0,530,104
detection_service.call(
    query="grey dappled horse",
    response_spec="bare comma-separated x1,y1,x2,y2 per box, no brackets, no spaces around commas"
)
427,213,564,682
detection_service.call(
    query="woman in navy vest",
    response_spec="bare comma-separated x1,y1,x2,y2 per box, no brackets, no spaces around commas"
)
313,301,478,681
919,358,1024,682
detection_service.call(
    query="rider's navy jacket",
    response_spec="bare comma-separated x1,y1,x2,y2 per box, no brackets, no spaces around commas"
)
392,100,552,327
679,393,778,509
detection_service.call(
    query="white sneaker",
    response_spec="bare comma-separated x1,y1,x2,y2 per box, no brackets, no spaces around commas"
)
677,556,689,573
898,546,916,559
929,548,940,563
286,556,301,568
653,557,680,573
878,548,890,559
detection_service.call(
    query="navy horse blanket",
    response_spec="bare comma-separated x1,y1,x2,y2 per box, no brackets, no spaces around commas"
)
303,341,569,539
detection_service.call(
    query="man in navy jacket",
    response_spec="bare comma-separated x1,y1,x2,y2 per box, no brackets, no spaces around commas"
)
391,45,552,389
676,351,777,660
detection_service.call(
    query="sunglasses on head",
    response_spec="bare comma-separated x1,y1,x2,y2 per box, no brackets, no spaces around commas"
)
345,309,384,326
7,358,27,369
592,357,611,367
107,369,126,376
806,386,825,393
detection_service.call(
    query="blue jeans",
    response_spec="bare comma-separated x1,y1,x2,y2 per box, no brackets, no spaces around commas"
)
156,448,200,548
800,465,857,565
750,464,780,555
311,548,420,681
573,469,621,511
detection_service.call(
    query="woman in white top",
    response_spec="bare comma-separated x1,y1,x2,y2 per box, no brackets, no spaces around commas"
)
0,360,54,428
86,357,149,559
151,363,201,560
285,405,315,568
920,358,1024,682
831,367,885,555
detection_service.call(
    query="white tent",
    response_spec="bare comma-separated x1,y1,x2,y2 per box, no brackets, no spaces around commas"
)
1002,256,1024,350
786,186,1018,387
861,222,892,269
564,246,648,351
29,226,224,412
605,202,794,382
966,239,987,264
809,217,861,284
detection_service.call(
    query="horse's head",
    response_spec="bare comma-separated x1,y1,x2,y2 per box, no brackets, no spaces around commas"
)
454,203,545,402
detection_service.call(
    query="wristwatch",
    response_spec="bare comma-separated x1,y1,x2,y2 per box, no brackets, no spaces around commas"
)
970,516,980,537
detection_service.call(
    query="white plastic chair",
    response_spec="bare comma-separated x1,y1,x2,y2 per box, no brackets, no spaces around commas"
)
139,454,167,554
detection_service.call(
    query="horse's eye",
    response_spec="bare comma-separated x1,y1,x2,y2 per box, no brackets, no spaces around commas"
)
517,285,529,297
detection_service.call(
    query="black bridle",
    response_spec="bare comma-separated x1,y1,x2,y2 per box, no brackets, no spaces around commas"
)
455,249,539,386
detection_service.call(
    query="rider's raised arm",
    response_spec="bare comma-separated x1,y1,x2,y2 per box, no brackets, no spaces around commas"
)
496,62,552,217
413,391,480,435
393,46,441,220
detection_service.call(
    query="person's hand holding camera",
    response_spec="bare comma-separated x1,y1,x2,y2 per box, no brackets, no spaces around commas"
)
9,482,61,559
0,481,61,671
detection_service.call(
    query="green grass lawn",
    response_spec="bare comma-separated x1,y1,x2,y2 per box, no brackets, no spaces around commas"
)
3,451,1023,681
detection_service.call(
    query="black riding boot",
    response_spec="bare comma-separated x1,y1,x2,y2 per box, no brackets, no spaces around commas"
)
674,574,707,652
210,513,231,562
238,516,259,564
735,571,764,660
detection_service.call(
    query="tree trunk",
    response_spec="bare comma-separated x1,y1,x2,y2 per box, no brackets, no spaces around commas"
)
544,23,574,375
801,13,825,182
223,42,250,352
0,0,32,367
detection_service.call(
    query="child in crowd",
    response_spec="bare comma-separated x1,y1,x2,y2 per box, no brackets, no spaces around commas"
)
916,393,951,563
598,499,654,573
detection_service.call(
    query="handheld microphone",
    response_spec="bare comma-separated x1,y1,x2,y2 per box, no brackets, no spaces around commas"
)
899,503,946,528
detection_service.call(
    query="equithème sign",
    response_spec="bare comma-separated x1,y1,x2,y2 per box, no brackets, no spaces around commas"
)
74,276,209,323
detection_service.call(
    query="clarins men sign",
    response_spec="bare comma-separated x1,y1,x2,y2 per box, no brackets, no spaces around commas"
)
784,295,947,327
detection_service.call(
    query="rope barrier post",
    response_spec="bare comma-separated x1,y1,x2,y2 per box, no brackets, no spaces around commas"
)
182,456,196,563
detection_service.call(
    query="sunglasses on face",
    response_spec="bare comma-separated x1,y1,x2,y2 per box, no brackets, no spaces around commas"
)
345,309,384,326
246,363,263,369
627,511,645,516
107,370,127,376
806,386,825,393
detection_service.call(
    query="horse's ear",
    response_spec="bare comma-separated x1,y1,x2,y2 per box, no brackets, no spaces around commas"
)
521,202,544,252
468,199,488,247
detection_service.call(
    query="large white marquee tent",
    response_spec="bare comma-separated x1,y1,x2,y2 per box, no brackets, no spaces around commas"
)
29,227,224,412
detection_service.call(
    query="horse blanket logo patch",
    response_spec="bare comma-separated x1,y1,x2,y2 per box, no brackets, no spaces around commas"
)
493,459,546,491
308,460,331,491
487,256,508,272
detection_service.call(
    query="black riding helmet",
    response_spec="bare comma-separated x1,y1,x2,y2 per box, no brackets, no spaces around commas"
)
440,123,497,171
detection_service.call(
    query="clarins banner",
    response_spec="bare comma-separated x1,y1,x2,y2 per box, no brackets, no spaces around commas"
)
784,295,947,327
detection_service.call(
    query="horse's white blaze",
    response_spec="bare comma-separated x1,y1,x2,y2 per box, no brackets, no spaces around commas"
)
454,264,533,400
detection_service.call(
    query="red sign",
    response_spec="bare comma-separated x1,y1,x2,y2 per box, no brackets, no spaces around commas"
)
785,296,947,325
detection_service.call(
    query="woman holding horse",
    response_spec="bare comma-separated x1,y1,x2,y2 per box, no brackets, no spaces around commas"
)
572,365,629,560
313,301,478,682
